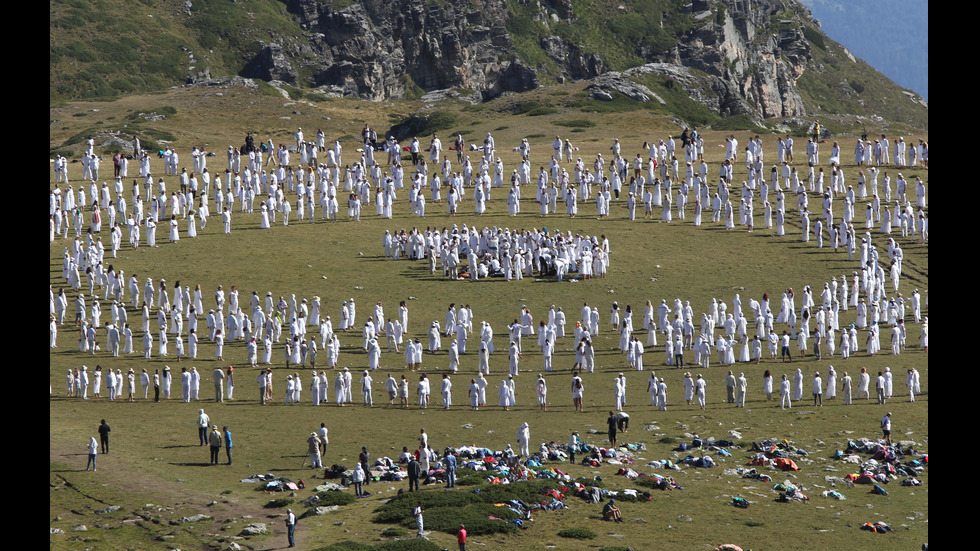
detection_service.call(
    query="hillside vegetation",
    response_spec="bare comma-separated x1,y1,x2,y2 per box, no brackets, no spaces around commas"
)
50,0,927,132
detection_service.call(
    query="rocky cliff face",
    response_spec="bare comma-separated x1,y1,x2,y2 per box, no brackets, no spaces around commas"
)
678,0,811,118
246,0,815,119
268,0,538,101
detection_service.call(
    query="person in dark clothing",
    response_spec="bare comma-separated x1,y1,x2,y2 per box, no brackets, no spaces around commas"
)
407,457,422,491
607,411,618,447
359,446,371,486
98,419,110,454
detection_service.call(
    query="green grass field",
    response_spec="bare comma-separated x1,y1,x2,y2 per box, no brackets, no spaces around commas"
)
50,87,927,550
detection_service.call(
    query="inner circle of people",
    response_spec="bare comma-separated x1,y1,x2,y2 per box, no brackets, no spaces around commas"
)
51,126,927,419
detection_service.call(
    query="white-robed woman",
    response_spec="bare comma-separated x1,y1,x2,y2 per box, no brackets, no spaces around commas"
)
260,203,271,229
224,366,234,400
825,365,837,399
468,378,480,410
246,336,258,366
187,210,197,238
498,379,513,411
168,215,180,243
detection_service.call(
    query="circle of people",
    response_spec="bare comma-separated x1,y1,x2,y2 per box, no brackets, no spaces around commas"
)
51,125,927,409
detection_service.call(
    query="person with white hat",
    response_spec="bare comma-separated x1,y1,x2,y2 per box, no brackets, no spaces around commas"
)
516,422,530,457
440,374,452,409
695,374,706,410
342,367,353,403
614,373,627,411
196,409,210,446
362,370,374,407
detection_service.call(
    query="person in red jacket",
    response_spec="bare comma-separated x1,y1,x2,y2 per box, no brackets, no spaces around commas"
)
456,524,467,551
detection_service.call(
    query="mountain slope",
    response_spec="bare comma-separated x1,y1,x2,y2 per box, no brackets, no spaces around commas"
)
49,0,927,130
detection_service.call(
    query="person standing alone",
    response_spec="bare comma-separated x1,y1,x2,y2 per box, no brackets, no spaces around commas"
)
286,508,297,547
414,502,425,538
98,419,111,455
881,412,892,445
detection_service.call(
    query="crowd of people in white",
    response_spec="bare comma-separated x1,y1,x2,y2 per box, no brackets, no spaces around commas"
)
50,125,927,407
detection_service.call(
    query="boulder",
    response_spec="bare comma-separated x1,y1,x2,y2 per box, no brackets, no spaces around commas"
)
300,505,340,518
587,73,665,104
239,523,268,536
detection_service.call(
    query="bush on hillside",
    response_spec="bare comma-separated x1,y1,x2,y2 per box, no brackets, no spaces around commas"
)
414,503,518,536
558,527,598,539
387,111,459,141
316,491,357,506
264,497,294,508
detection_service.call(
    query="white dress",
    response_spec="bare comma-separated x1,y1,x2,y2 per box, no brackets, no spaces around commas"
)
260,204,271,228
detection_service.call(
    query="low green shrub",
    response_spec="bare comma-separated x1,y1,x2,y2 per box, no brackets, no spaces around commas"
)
372,491,481,524
527,107,558,116
388,111,459,141
554,118,596,128
313,542,373,551
316,491,357,506
264,497,294,508
558,527,597,539
415,503,518,536
314,536,446,551
374,478,564,536
376,540,444,551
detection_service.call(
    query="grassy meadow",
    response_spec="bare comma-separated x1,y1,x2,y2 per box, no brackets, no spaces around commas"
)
50,85,928,550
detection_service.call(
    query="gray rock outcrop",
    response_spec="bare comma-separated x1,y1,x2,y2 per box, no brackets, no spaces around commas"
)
238,0,815,121
273,0,539,101
238,523,268,536
241,42,299,85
